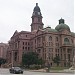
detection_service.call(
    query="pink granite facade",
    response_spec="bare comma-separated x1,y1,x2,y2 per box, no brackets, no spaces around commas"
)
0,43,8,59
7,3,75,67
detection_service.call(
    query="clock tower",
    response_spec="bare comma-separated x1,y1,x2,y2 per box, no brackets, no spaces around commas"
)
31,3,44,31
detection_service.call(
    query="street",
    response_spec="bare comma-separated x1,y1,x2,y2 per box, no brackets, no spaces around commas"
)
0,68,74,75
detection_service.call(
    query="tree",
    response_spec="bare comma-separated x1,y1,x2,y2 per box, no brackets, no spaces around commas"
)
37,58,45,65
0,58,7,67
22,52,44,68
53,56,60,66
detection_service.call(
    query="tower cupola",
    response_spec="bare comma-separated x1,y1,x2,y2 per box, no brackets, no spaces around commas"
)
34,3,40,12
32,3,42,16
59,18,65,24
55,18,70,31
31,3,44,32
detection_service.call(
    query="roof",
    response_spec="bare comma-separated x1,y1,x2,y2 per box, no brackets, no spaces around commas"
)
71,32,75,37
44,27,58,32
55,23,70,31
32,3,42,16
55,18,70,31
33,3,40,12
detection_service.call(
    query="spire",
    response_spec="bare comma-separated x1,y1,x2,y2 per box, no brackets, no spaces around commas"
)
31,3,43,31
33,3,40,12
32,3,42,16
36,3,38,6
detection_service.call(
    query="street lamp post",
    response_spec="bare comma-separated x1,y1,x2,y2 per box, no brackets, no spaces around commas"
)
66,59,68,67
46,55,50,72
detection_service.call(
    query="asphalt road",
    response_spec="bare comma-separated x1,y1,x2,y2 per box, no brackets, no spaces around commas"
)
0,68,74,75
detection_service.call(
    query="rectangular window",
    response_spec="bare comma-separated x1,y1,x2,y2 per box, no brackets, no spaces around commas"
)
23,46,24,50
25,47,27,50
38,17,40,22
61,54,62,59
23,42,24,45
25,42,27,45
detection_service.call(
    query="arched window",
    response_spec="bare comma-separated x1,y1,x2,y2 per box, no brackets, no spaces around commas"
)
64,38,70,44
49,36,52,41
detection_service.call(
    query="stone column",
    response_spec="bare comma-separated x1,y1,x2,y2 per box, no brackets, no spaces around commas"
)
66,47,68,67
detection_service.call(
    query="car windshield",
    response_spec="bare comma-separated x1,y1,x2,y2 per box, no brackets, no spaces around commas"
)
14,67,21,70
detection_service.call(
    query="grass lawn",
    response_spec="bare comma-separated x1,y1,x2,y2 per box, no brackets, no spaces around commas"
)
50,66,69,70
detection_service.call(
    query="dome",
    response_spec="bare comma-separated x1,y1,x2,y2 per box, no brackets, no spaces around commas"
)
55,23,70,31
33,3,40,12
55,18,70,31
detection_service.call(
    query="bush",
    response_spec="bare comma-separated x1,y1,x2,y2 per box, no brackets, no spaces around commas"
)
29,65,41,70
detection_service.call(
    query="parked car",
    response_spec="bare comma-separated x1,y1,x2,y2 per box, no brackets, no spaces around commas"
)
9,67,23,74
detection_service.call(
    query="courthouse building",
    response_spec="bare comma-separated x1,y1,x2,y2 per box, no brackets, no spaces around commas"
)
0,43,8,59
7,3,75,67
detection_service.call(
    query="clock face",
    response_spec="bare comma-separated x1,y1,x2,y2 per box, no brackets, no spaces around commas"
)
38,12,40,15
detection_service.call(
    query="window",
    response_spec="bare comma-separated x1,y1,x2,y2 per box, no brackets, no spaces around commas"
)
37,37,41,42
58,49,59,53
32,18,34,22
23,46,24,50
51,42,53,46
55,49,57,52
35,39,36,44
38,17,40,22
49,48,53,52
14,52,17,61
25,42,27,45
23,42,24,45
56,54,57,56
64,54,66,60
37,49,41,53
49,42,50,46
68,54,70,61
56,37,58,41
56,43,59,46
25,47,27,50
71,39,73,43
64,38,70,44
61,54,62,59
49,36,52,41
67,49,70,53
26,35,27,37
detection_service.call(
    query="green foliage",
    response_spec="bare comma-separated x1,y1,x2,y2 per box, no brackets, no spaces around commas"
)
22,52,44,68
29,65,41,70
0,58,7,67
53,56,60,66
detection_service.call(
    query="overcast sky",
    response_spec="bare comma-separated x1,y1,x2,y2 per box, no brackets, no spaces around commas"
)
0,0,74,43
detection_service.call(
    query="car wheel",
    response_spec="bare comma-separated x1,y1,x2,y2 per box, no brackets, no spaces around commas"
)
10,71,11,73
13,71,15,74
21,72,23,74
10,71,12,73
